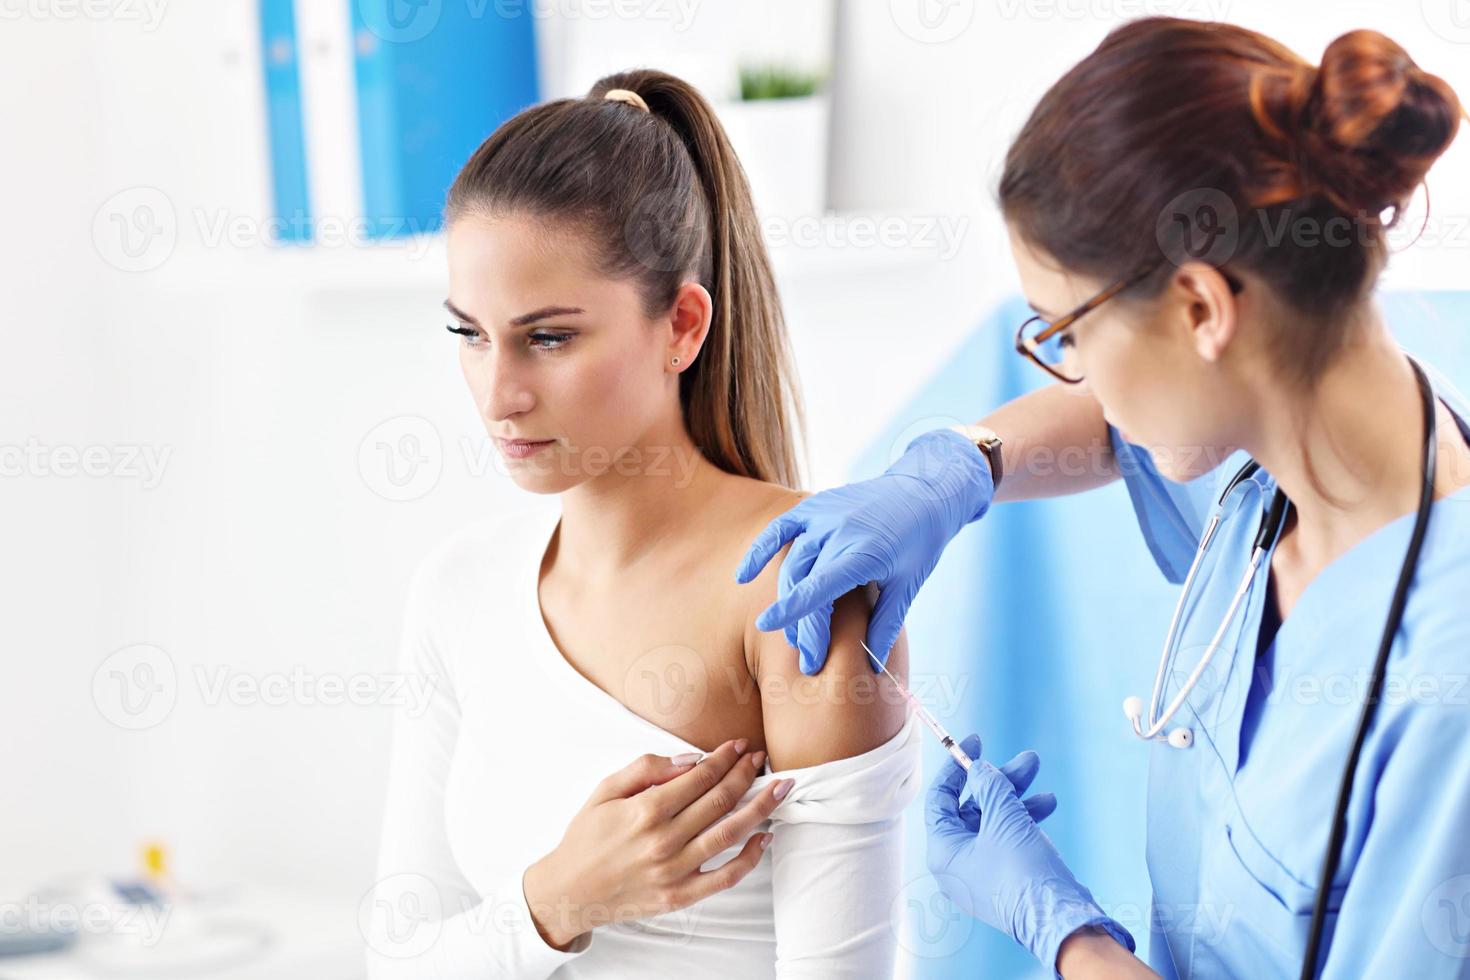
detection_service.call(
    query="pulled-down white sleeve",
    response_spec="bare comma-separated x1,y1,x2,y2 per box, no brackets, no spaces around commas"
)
764,714,924,978
365,558,594,980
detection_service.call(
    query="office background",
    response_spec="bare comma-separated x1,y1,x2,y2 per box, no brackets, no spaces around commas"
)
4,0,1469,975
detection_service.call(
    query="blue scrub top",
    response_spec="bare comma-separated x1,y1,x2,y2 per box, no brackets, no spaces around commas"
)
1109,356,1470,979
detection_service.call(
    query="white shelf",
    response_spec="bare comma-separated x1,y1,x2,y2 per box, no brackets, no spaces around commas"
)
153,211,955,296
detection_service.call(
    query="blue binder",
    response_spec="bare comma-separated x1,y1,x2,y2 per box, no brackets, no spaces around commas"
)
259,0,313,243
351,2,541,239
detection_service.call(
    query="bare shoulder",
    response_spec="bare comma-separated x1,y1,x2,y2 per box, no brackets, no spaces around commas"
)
740,480,810,526
720,478,910,772
724,479,809,631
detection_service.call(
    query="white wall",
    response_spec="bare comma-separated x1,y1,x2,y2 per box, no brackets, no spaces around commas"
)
1,12,132,891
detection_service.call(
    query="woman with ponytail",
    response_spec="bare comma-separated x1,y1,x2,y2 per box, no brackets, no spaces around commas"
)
740,18,1470,979
366,70,922,978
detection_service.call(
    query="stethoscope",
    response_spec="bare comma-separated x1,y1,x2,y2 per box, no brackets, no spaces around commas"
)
1121,354,1442,979
1122,459,1288,749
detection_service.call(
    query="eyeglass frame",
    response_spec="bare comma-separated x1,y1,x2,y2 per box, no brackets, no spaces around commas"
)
1014,261,1243,384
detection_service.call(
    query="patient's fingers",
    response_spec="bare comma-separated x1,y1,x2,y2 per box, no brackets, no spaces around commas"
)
669,830,772,909
591,749,707,804
642,737,748,820
669,748,765,843
683,771,793,868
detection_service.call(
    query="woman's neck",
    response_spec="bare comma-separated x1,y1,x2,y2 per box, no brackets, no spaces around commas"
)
553,418,726,583
1247,318,1450,575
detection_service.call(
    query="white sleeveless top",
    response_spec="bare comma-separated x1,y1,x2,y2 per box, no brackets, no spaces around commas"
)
365,506,923,978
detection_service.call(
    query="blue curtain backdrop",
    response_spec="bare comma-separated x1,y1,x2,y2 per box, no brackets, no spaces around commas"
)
862,290,1470,978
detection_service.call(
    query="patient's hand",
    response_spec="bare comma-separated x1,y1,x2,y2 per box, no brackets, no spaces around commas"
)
522,737,795,949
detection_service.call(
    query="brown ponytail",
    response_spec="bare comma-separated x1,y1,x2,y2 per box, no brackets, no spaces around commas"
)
445,69,805,489
1000,17,1466,387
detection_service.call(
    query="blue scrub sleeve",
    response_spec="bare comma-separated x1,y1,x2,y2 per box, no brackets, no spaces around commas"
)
1106,424,1221,585
1319,699,1470,977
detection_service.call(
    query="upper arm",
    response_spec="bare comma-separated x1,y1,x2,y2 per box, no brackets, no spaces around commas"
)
370,528,598,978
741,543,921,977
745,544,910,772
374,551,475,889
367,554,482,972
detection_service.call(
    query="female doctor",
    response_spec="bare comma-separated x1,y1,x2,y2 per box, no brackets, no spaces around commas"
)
735,17,1470,980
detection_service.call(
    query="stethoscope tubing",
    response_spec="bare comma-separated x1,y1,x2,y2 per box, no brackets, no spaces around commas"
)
1136,474,1292,742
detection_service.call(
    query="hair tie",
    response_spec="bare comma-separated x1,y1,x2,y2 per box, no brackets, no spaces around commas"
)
603,88,650,114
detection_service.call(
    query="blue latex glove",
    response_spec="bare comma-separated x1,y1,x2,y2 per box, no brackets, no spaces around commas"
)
734,427,994,674
926,734,1135,976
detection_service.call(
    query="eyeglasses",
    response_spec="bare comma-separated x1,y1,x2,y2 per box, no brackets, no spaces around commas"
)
1014,263,1243,384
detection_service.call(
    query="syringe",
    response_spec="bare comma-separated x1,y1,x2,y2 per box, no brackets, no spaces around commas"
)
860,641,973,771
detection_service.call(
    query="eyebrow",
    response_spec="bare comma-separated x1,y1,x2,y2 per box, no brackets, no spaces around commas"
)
443,300,586,328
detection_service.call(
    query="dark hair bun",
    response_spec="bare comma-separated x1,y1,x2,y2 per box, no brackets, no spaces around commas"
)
1301,29,1462,218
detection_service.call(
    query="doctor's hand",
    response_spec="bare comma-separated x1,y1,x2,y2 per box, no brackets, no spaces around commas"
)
926,734,1136,976
735,427,994,675
522,738,794,951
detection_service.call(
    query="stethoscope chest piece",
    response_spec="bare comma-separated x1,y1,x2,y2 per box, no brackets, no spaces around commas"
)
1123,695,1193,748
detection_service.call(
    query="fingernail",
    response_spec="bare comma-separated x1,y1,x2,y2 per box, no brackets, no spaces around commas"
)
733,737,750,754
671,752,702,767
750,750,766,771
759,833,772,850
773,778,794,801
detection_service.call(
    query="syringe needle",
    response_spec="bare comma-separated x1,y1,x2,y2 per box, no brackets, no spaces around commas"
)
860,641,973,771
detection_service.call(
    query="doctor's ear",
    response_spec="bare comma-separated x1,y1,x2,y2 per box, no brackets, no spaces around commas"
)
1171,261,1243,365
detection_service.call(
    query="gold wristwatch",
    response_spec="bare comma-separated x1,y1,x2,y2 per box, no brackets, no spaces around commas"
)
951,423,1004,491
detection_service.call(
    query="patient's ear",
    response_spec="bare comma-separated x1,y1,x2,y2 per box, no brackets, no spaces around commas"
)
666,281,712,367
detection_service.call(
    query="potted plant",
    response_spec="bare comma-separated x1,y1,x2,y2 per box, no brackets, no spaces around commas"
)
718,64,829,221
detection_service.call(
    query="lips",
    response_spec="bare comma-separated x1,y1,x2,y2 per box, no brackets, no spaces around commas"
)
496,437,556,460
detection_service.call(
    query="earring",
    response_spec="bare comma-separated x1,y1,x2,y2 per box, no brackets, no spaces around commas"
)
671,356,681,366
